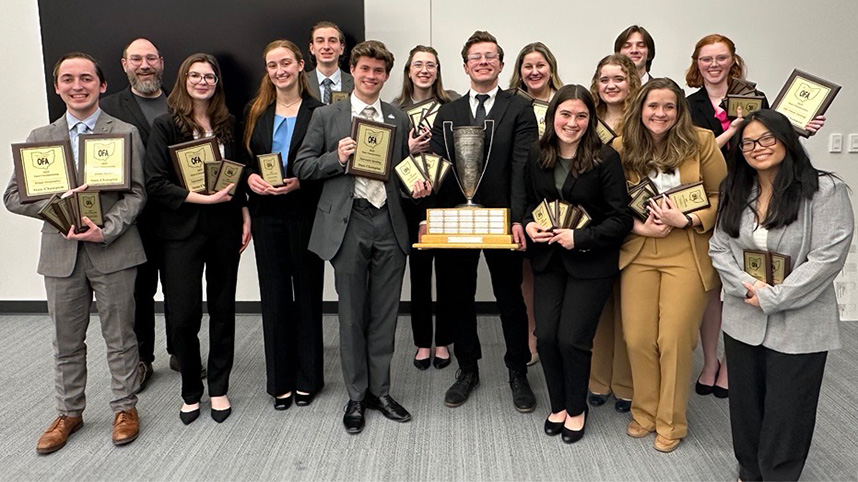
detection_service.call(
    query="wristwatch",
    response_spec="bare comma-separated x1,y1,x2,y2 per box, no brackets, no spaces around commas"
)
683,213,693,228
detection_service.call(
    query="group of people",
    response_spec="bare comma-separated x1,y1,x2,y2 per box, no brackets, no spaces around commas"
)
4,20,851,482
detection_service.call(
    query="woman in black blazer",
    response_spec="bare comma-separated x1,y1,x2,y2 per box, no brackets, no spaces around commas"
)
241,40,325,409
145,53,250,425
523,85,632,443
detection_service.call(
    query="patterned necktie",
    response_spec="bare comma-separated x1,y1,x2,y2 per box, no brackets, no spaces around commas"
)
70,122,89,169
356,106,387,208
474,93,489,126
322,78,333,104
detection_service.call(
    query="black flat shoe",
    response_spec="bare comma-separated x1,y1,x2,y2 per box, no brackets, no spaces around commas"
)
211,407,232,423
614,398,631,413
295,392,315,407
433,355,451,369
544,417,563,436
274,395,292,410
713,385,729,399
561,407,587,444
179,408,200,425
413,352,431,371
588,392,609,407
695,377,715,395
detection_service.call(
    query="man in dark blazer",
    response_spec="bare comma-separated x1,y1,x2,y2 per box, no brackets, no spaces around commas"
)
100,37,184,388
429,30,538,413
306,21,354,104
4,53,146,453
294,40,429,434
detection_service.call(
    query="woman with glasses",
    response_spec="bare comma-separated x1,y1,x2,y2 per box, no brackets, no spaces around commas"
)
710,109,852,481
615,78,726,452
241,40,325,409
145,53,250,425
585,53,641,413
392,45,459,371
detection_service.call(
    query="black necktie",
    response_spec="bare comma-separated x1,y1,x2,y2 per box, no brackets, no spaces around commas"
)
474,94,489,126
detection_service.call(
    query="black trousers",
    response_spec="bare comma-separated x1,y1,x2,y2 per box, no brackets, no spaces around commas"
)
435,249,530,373
534,265,613,416
724,334,828,482
162,223,241,405
404,205,452,348
133,215,173,362
252,213,325,397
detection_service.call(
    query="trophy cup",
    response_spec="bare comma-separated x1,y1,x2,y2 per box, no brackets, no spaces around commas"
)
413,120,518,249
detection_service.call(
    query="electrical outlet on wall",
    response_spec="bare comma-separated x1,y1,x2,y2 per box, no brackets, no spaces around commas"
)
830,133,843,153
849,134,858,153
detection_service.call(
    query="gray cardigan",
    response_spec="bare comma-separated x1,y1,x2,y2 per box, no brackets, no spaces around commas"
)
709,175,853,354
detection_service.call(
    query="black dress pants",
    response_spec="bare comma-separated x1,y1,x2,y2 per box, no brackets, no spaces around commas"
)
435,249,530,373
533,265,613,416
133,213,173,362
252,213,324,397
724,334,828,482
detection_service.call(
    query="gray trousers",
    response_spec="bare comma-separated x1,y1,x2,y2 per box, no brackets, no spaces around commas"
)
330,201,406,401
44,248,140,417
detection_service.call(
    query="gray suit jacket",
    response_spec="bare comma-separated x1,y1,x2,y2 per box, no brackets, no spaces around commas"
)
307,69,354,103
293,100,411,261
4,112,147,277
709,175,853,353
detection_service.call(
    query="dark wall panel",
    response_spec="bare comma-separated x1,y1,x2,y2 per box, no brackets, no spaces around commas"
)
38,0,364,120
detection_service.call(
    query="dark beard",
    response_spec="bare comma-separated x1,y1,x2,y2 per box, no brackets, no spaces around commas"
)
128,69,163,96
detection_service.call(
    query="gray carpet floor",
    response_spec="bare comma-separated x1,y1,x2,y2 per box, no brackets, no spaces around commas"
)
1,314,856,481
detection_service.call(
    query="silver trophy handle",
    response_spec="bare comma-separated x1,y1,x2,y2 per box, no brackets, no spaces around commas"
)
443,120,468,197
470,119,495,199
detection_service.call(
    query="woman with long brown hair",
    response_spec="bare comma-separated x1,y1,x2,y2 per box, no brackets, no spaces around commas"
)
145,53,250,425
614,78,726,452
242,40,326,409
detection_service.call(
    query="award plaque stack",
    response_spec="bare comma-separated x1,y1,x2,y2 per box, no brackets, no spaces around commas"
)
168,137,244,195
627,178,710,221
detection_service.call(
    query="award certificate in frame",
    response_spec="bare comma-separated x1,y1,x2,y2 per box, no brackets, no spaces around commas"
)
12,140,77,203
213,160,244,195
74,191,104,229
772,69,841,137
726,95,765,119
257,153,285,187
168,137,221,193
79,132,132,191
347,117,395,182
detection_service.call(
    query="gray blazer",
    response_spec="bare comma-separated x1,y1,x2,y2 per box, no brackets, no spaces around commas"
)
709,175,853,353
293,100,411,261
307,69,354,102
4,112,147,277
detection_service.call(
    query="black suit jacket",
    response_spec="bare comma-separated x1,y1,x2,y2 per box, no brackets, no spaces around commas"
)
429,89,538,223
101,87,169,148
687,86,769,157
522,145,632,278
144,114,245,241
239,94,324,218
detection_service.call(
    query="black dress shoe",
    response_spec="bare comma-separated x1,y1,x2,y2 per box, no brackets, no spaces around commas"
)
365,394,412,422
343,400,365,434
179,408,200,425
695,377,715,395
444,369,479,407
544,417,563,436
137,361,153,393
614,398,631,413
295,392,315,407
274,395,292,410
713,385,729,399
509,369,536,413
413,350,431,371
433,355,451,370
588,391,609,407
211,407,232,423
561,407,587,444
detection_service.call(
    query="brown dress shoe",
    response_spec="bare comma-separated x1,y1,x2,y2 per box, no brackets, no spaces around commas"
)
112,408,139,446
654,434,681,453
626,419,654,438
36,415,83,454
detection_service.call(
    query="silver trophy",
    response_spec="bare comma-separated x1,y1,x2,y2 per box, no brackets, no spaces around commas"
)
442,120,495,207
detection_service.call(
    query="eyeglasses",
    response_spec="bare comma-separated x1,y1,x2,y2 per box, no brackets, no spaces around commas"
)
187,72,218,85
466,53,500,63
411,61,437,71
126,55,160,65
697,55,732,65
739,133,777,152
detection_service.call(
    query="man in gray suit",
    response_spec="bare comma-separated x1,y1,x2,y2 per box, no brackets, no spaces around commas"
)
306,21,354,104
294,40,429,434
4,53,147,454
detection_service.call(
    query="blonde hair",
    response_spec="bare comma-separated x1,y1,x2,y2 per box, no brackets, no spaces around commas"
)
589,54,641,135
508,42,562,93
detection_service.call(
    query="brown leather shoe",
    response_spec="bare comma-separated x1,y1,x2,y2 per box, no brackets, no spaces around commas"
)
654,434,681,453
626,419,654,438
112,408,139,446
36,415,83,454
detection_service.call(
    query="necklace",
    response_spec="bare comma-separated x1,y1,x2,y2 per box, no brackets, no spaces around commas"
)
276,98,301,109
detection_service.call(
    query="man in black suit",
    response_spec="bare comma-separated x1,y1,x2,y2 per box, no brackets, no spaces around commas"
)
306,21,354,104
101,38,193,389
428,31,538,412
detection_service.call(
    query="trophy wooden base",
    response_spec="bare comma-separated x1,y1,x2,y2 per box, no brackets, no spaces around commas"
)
412,207,520,250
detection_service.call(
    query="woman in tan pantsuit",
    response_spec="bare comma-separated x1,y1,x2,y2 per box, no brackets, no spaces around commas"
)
612,78,726,452
586,54,641,413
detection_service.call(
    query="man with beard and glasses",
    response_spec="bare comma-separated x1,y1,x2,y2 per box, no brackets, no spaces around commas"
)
102,38,202,390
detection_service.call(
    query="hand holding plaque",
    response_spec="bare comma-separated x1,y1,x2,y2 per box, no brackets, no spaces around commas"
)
772,69,841,137
212,160,244,195
743,250,791,285
168,137,222,193
257,153,285,187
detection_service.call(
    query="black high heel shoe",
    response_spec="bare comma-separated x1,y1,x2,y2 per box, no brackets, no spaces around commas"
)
295,392,316,407
179,407,200,425
274,394,293,410
211,407,232,423
544,416,564,436
561,407,587,444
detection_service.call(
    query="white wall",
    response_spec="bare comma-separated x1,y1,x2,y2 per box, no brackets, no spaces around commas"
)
3,0,857,303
